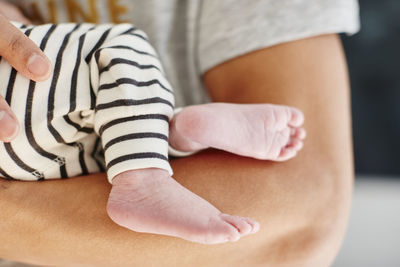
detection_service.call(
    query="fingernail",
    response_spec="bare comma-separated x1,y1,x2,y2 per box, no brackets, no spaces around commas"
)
0,111,19,142
27,53,51,78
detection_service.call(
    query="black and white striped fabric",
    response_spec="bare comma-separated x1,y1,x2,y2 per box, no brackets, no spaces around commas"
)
0,22,175,182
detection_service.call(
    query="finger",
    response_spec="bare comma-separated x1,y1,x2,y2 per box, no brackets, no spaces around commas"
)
0,96,19,142
0,14,51,81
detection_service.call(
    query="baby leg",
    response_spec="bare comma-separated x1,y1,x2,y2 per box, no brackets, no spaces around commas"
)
169,103,306,161
92,25,258,244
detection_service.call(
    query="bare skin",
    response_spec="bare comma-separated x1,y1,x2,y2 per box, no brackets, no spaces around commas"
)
0,34,353,266
108,103,305,244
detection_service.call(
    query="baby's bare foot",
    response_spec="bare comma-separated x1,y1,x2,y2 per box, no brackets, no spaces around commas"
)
107,169,259,244
169,103,306,161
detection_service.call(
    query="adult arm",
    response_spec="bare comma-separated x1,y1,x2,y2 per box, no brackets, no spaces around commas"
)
0,2,51,141
0,34,353,267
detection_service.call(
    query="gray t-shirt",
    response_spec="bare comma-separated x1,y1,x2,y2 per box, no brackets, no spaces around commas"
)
11,0,360,107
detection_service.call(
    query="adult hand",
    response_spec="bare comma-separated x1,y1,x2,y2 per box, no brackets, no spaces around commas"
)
0,1,51,142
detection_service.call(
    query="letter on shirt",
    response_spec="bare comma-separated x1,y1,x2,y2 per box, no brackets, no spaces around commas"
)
65,0,99,23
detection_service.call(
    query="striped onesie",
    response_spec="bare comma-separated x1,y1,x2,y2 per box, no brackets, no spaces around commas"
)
0,22,175,182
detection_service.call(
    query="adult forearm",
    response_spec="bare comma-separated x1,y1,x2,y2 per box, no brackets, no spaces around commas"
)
0,150,345,267
0,146,352,267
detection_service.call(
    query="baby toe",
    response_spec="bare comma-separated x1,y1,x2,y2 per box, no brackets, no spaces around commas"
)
242,217,260,234
290,127,306,140
287,138,303,151
204,215,241,244
219,214,253,237
276,147,298,161
288,107,304,128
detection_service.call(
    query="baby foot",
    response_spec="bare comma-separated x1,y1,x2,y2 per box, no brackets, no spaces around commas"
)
107,168,259,244
169,103,306,161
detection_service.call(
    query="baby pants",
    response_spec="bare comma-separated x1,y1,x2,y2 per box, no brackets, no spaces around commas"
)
0,22,174,182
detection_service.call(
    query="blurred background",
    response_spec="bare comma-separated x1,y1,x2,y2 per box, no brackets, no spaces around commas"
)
333,0,400,266
346,0,400,176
